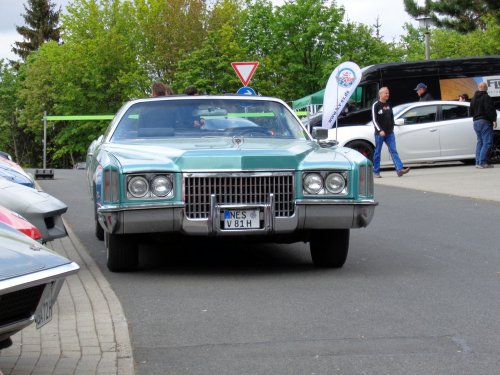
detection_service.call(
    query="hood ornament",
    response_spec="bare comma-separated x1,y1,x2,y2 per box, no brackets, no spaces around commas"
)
232,136,244,149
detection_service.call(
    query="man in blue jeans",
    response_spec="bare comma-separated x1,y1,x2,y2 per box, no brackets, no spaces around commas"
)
470,82,497,168
371,87,410,178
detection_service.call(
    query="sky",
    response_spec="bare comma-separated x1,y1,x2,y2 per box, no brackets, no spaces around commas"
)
0,0,416,62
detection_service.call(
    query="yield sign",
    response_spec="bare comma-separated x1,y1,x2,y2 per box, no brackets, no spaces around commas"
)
231,61,259,86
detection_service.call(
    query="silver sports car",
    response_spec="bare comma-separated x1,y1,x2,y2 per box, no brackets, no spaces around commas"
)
0,177,68,242
0,222,79,350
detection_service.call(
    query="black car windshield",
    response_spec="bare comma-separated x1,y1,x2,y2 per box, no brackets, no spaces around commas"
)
110,98,308,141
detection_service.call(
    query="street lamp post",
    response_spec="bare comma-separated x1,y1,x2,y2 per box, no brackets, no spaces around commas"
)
417,16,433,60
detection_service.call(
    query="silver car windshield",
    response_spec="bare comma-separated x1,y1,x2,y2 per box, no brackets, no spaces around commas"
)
110,98,308,141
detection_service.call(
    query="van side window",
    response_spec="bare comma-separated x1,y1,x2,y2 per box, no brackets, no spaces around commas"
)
400,106,437,125
441,105,469,121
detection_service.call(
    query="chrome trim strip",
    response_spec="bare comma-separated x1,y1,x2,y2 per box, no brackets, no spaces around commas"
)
266,193,275,232
296,199,378,205
183,171,294,178
0,317,34,340
0,262,79,295
99,202,184,213
210,194,217,234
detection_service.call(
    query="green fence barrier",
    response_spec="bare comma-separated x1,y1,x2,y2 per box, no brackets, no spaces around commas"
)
45,115,114,121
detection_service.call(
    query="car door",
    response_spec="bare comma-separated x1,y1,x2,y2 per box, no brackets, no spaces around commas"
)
437,104,475,158
392,104,441,162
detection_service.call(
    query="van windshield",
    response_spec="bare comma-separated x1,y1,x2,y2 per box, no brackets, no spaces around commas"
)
348,83,379,112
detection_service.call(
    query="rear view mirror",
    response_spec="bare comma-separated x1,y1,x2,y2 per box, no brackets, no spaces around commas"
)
312,127,328,140
395,118,405,126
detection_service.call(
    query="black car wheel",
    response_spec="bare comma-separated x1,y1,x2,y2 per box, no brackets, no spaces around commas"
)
93,187,104,241
105,233,139,272
345,140,374,161
488,131,500,164
310,229,350,268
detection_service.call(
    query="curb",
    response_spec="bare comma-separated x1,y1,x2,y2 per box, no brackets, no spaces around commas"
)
0,222,135,375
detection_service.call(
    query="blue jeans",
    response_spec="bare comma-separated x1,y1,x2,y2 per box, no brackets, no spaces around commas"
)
373,133,404,173
473,119,493,165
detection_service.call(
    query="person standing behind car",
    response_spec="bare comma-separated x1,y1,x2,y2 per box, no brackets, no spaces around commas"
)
372,87,410,178
470,82,497,168
414,83,434,101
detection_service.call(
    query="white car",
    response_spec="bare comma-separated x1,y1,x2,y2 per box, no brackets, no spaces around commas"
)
324,101,500,166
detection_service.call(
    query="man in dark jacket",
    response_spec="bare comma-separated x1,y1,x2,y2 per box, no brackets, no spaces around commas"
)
470,82,498,168
414,83,434,101
372,87,410,178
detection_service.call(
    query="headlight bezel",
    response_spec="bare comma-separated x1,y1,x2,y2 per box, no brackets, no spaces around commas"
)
126,173,175,199
302,171,349,196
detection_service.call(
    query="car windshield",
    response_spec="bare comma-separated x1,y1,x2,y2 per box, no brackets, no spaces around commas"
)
110,98,308,141
393,103,412,117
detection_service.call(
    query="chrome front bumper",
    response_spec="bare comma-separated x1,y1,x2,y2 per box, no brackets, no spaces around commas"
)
98,196,377,236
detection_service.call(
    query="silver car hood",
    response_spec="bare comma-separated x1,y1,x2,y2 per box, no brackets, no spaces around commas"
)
0,223,72,281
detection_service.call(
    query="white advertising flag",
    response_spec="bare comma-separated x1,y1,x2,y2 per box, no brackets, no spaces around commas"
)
322,61,362,129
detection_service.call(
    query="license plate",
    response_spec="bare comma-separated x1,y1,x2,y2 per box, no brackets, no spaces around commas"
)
223,210,260,229
35,283,53,329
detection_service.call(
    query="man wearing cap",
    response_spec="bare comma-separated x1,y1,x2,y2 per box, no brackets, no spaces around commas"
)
414,83,434,101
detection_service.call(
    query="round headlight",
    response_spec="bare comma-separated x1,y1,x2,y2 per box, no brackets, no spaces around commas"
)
151,175,173,197
325,173,346,194
303,173,323,194
128,176,149,198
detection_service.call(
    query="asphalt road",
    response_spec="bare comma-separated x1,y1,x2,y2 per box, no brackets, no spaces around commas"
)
37,168,500,375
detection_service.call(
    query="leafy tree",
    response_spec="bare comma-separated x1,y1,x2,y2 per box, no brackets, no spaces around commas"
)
0,61,26,163
394,23,427,61
429,15,500,57
404,0,500,33
13,0,61,60
18,0,150,167
174,24,249,94
134,0,207,86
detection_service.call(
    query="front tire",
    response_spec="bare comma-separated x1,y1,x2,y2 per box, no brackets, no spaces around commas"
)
105,232,139,272
310,229,350,268
93,187,104,241
95,220,104,241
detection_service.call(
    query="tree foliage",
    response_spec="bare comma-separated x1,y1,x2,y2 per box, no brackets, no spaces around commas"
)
1,0,498,168
13,0,61,60
404,0,500,33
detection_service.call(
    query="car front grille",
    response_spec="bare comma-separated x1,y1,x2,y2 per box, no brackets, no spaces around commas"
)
0,284,45,327
184,173,295,219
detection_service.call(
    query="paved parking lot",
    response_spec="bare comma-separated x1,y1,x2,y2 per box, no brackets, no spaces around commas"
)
375,162,500,202
0,163,497,374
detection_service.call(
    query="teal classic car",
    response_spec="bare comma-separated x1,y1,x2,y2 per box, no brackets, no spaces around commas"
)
86,95,377,272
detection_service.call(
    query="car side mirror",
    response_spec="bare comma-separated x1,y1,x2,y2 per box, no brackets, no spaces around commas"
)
395,118,405,126
312,127,328,140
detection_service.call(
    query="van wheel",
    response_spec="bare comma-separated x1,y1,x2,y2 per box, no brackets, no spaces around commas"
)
310,229,350,268
345,140,374,161
105,233,139,272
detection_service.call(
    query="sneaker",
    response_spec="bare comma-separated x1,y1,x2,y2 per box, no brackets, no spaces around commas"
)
476,165,482,168
480,164,494,168
397,167,410,177
374,173,382,178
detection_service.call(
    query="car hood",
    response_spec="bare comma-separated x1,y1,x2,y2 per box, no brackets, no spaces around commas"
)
0,223,72,281
103,138,353,171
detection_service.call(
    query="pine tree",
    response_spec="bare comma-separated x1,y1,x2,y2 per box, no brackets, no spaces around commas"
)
404,0,500,33
12,0,61,60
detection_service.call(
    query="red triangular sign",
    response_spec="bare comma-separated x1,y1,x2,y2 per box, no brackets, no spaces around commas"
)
231,61,259,86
